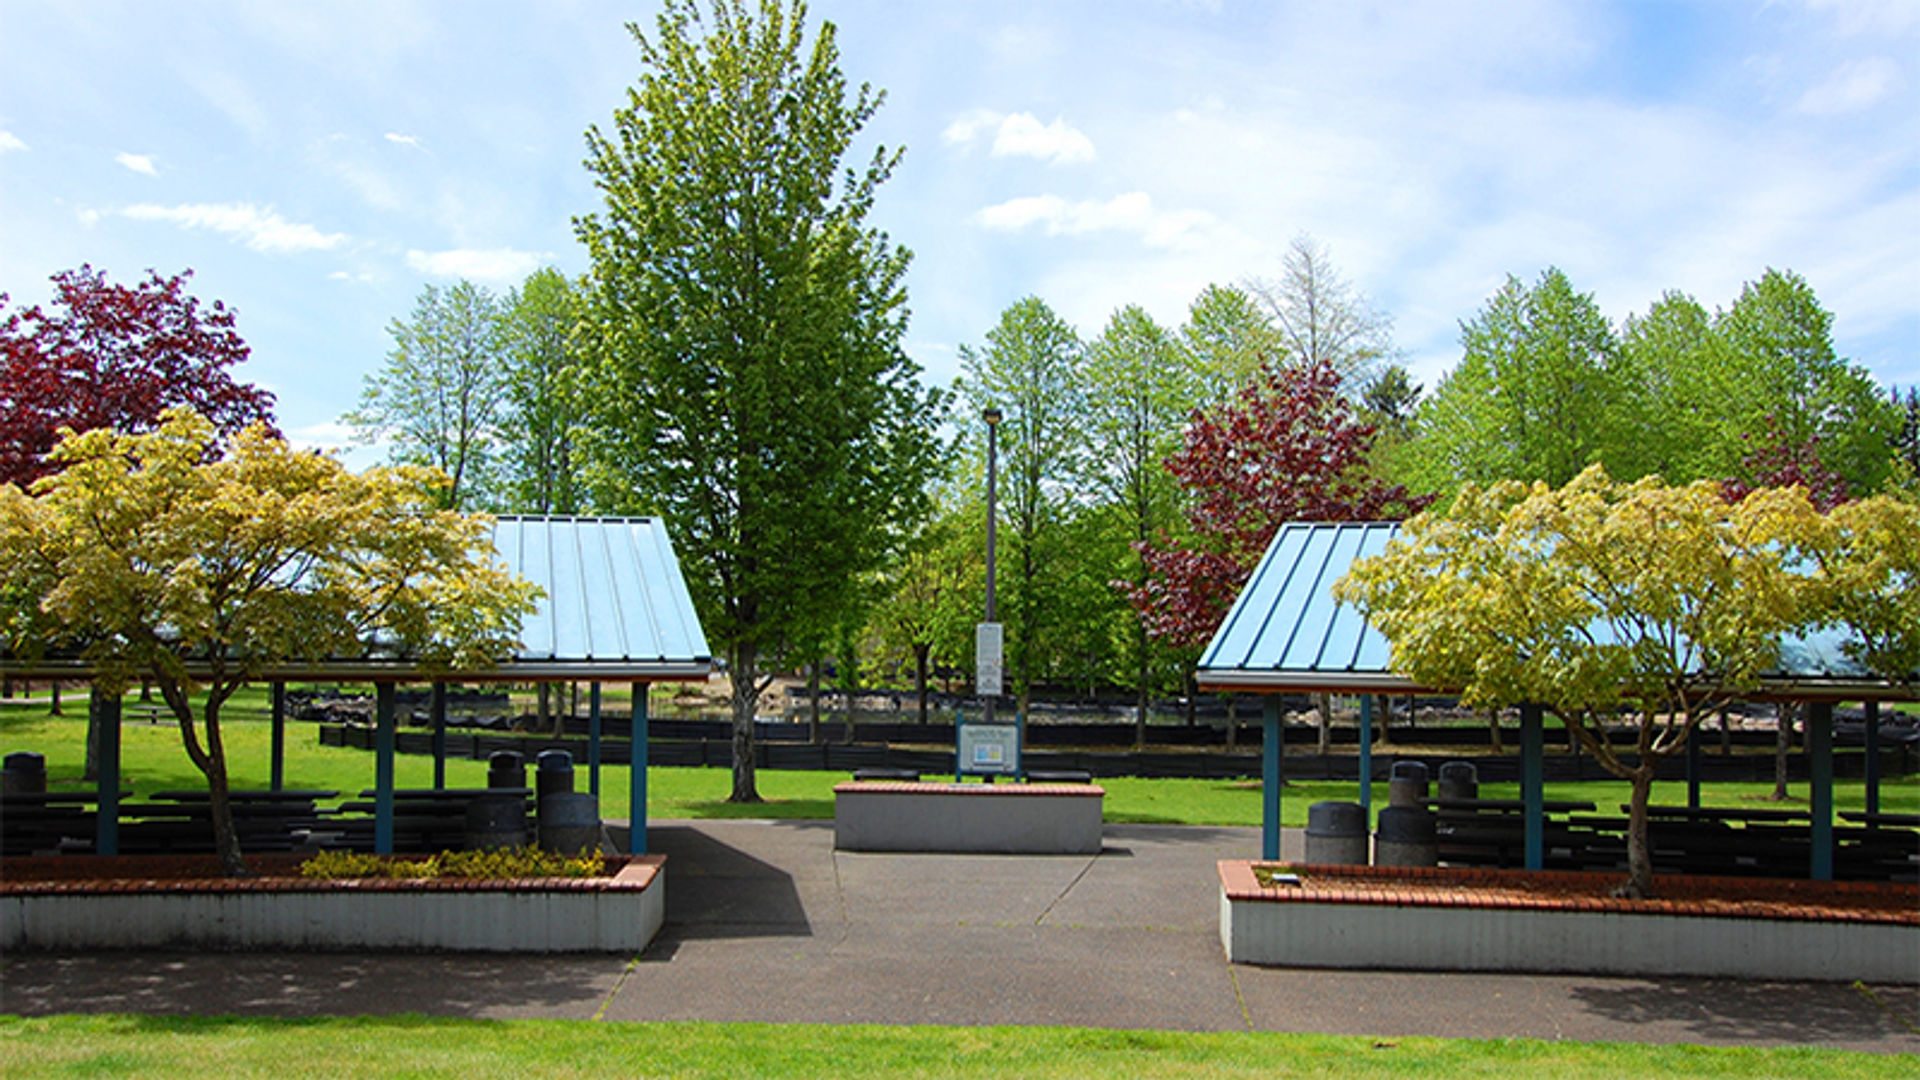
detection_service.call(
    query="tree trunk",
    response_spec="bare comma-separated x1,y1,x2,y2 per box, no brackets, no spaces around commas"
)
1620,765,1656,899
729,645,762,803
1314,693,1332,757
140,678,153,703
537,683,551,734
1719,707,1731,755
1135,678,1149,751
1487,707,1504,754
202,696,248,877
1225,694,1238,750
49,680,62,716
1771,702,1794,801
913,643,930,725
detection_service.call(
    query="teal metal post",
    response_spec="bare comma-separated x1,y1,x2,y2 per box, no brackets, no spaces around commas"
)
1520,703,1544,871
588,682,602,797
1808,700,1833,881
374,682,396,855
270,682,286,792
429,681,447,790
629,682,649,855
1262,696,1283,861
92,686,120,855
1358,694,1374,817
1864,701,1881,815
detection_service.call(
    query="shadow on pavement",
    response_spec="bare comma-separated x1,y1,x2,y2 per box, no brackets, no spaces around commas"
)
0,952,620,1019
1568,977,1919,1046
644,824,812,942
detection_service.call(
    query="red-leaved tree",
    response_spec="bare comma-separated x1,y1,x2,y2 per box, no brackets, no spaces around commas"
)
1130,360,1431,651
1720,416,1851,514
1,266,277,487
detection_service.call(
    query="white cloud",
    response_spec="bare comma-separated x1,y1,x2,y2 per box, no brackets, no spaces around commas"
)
284,421,357,455
1795,57,1901,114
944,110,1095,165
384,132,423,149
1805,0,1920,37
121,203,347,253
115,151,157,176
405,247,547,281
974,191,1214,248
0,130,26,154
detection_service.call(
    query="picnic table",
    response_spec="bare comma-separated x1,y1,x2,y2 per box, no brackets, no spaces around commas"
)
1625,803,1808,822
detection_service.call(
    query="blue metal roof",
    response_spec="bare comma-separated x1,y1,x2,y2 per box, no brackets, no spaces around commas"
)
488,516,711,677
1195,521,1912,699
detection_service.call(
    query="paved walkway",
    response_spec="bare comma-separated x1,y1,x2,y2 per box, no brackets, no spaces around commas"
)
3,820,1916,1053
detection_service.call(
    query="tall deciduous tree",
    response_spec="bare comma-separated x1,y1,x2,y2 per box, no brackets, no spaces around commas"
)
1131,360,1429,652
0,410,540,875
1181,283,1280,398
345,280,506,511
1412,267,1624,493
576,0,940,801
1336,468,1818,899
498,269,587,515
0,266,276,487
1247,235,1399,388
958,297,1085,719
1083,305,1196,743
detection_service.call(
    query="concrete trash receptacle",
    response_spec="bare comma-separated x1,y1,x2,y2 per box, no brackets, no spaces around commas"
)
536,750,575,802
1375,805,1438,867
538,792,601,855
3,751,47,795
1437,760,1479,802
465,792,528,851
1303,800,1369,865
487,750,526,790
1387,761,1429,808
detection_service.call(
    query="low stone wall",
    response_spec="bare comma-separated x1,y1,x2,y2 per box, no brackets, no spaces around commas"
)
834,781,1104,854
1,855,665,953
1218,860,1919,983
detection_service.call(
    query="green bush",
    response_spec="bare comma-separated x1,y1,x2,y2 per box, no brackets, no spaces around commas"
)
298,848,607,880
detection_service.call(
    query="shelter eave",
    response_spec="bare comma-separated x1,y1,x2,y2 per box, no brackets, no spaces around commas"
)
0,657,714,684
1195,669,1429,695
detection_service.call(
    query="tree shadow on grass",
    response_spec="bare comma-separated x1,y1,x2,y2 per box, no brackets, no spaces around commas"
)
1567,976,1920,1048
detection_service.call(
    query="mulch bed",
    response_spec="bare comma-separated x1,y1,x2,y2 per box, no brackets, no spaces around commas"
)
0,853,659,894
1226,860,1920,926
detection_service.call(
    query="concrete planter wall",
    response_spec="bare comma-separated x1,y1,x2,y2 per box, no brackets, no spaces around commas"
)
2,856,665,953
834,781,1104,854
1219,860,1919,983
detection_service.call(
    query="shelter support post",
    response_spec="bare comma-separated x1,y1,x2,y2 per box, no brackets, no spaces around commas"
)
270,682,286,792
92,686,120,855
1686,726,1701,809
629,682,649,855
1262,696,1282,861
1808,700,1833,881
1864,701,1880,816
1520,703,1544,871
1358,694,1374,817
430,681,447,791
588,682,602,797
375,682,396,855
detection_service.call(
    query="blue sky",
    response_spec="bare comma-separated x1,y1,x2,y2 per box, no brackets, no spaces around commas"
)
2,0,1915,463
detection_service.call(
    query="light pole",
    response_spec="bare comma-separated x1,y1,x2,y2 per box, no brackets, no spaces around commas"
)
982,406,1001,734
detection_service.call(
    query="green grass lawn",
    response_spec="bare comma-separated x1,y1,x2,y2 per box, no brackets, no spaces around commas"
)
3,693,1913,829
1,1015,1911,1080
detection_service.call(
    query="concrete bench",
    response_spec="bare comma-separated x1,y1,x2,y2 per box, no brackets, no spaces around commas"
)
833,781,1103,854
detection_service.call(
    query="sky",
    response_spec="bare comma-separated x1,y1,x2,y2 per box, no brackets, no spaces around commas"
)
2,0,1915,465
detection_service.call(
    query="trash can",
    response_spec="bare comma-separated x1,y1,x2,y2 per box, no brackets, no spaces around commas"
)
1387,760,1429,807
536,749,574,803
1437,760,1479,802
1303,800,1369,865
2,751,46,795
487,750,526,790
537,792,602,855
1375,805,1438,867
465,792,528,851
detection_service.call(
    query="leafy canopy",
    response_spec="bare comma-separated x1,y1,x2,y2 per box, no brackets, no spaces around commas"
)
0,265,276,488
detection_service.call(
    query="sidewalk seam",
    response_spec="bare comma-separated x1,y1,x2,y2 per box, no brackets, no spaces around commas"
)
591,956,640,1022
1034,854,1097,926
